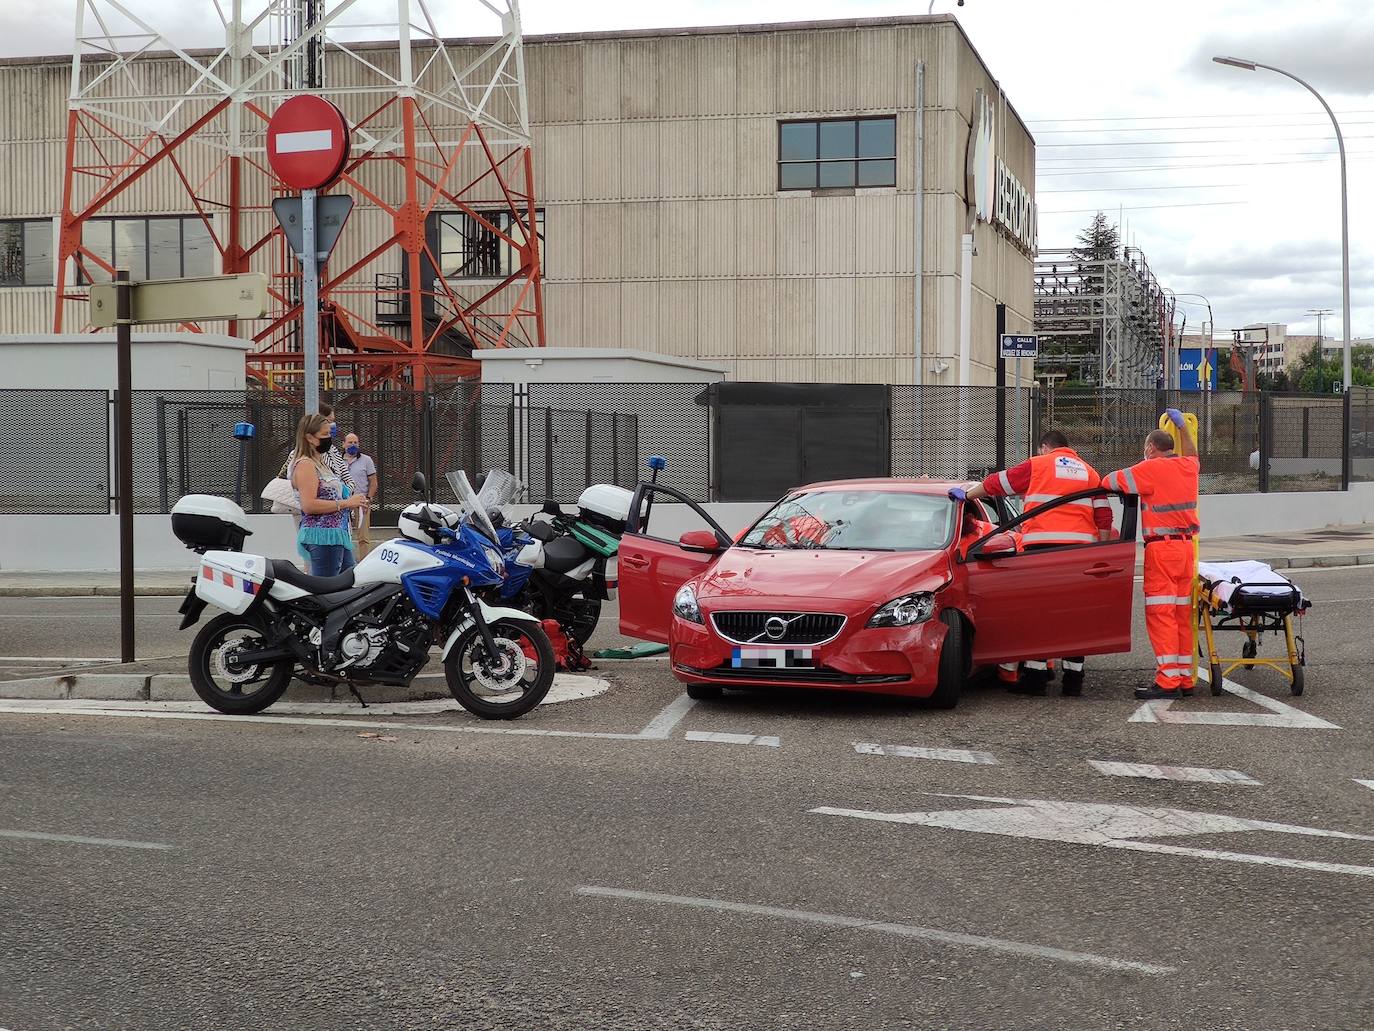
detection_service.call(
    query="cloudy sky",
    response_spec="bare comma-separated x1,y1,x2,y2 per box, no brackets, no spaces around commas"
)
4,0,1371,340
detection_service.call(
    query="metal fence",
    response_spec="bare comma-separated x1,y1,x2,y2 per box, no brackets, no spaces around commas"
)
0,384,1365,515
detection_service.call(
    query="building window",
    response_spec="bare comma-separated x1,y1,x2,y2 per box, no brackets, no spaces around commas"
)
79,216,215,284
0,219,54,287
778,116,897,191
433,209,545,280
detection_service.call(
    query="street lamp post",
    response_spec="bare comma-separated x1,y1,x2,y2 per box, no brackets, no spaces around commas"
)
1214,56,1351,391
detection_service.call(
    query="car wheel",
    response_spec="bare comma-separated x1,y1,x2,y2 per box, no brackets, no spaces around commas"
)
685,683,723,701
927,610,964,710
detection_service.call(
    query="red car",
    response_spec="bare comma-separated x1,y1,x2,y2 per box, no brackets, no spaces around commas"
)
618,478,1139,708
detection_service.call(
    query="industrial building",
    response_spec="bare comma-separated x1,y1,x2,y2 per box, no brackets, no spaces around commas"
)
0,8,1036,387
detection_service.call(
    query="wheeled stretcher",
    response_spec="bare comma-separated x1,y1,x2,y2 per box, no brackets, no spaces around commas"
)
1195,560,1310,696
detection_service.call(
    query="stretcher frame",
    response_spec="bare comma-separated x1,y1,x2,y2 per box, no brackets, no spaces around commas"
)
1194,577,1307,697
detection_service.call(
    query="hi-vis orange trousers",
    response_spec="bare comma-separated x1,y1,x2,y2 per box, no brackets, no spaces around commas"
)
1143,538,1195,691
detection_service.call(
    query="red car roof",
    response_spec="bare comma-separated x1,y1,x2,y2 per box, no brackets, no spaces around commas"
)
793,477,975,495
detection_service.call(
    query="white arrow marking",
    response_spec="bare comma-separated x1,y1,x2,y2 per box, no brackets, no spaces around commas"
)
855,742,998,765
1089,760,1261,785
1128,670,1338,729
275,129,333,154
684,731,780,747
811,793,1374,877
1355,780,1374,792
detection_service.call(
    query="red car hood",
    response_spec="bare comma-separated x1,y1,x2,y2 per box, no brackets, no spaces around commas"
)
697,547,953,607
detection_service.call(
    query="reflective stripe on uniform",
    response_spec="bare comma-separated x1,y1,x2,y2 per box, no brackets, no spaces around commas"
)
1150,525,1197,535
1060,659,1085,672
998,470,1014,494
1144,595,1193,606
1155,653,1191,666
1145,501,1198,513
1091,497,1112,508
1021,531,1097,544
1119,468,1140,494
1024,494,1095,508
1023,660,1049,671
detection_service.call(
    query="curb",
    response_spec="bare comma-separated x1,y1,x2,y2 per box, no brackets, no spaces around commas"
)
0,585,188,598
0,672,455,703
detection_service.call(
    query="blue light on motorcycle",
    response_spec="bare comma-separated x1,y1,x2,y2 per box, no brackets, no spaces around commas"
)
233,422,256,439
648,456,666,471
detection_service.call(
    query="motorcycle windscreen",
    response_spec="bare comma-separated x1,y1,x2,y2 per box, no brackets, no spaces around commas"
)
446,470,502,546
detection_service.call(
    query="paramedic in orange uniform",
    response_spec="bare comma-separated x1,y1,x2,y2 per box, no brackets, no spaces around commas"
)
1101,409,1201,700
960,430,1113,697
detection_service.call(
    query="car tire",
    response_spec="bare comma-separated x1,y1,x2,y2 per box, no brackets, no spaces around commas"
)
686,683,723,701
927,610,965,710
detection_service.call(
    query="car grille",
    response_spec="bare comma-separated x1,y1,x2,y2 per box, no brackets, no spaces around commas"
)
710,611,846,646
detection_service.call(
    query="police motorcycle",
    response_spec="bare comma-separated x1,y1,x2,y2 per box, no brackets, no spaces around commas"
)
473,465,647,649
170,470,555,720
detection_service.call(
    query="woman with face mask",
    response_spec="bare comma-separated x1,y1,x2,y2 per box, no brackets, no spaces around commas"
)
290,413,368,578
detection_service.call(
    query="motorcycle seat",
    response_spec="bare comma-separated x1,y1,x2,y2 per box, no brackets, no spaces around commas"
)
542,535,591,575
268,559,356,595
522,520,557,543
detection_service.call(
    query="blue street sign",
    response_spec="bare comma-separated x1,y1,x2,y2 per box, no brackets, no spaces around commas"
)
1000,334,1039,359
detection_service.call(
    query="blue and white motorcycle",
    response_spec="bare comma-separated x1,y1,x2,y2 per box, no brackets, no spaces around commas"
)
171,470,555,720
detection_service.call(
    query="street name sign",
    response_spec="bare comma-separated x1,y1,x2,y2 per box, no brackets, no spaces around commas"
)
89,273,269,327
1000,333,1039,359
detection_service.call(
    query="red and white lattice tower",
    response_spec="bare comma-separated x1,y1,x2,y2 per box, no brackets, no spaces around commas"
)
57,0,544,390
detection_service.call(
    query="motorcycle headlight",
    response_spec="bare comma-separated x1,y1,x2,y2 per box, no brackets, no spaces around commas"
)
485,545,505,573
673,583,703,624
867,592,936,628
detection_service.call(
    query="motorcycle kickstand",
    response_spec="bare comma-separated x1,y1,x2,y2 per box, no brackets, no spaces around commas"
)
346,682,369,708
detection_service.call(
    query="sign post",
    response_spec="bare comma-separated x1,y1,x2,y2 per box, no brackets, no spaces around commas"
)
1000,334,1038,461
114,270,135,664
266,95,351,412
94,272,269,664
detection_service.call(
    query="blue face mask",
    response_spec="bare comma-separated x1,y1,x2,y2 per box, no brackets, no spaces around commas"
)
346,445,360,456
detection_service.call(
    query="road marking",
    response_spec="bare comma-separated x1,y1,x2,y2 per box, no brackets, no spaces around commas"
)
0,829,174,851
811,793,1374,878
1128,672,1339,729
684,731,780,747
637,693,697,739
855,743,997,765
574,885,1174,976
1088,760,1261,785
0,656,122,664
1355,780,1374,791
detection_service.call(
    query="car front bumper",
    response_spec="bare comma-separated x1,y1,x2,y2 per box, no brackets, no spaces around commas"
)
668,613,948,697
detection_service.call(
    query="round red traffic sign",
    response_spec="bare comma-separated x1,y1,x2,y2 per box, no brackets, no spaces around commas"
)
266,95,351,191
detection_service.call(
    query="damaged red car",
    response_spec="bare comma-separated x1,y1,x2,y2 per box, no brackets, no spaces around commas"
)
618,478,1139,708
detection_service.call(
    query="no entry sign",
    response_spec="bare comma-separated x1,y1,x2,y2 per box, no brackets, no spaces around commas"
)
266,95,351,191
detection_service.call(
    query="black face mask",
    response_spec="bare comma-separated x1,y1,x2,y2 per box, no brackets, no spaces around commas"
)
315,437,333,454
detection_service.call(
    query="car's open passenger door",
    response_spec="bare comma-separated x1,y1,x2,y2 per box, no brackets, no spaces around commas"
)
619,481,732,643
962,490,1138,665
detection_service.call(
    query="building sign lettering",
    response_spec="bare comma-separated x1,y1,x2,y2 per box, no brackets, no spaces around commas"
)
966,88,1037,255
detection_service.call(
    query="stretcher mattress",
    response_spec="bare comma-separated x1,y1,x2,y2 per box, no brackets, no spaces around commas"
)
1197,560,1306,611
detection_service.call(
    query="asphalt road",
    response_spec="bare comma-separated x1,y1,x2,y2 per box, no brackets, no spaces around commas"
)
2,568,1373,1028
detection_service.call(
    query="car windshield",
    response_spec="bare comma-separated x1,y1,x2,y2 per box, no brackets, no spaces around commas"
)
739,490,956,552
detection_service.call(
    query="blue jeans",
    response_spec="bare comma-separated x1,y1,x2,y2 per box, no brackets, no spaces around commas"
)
303,543,356,578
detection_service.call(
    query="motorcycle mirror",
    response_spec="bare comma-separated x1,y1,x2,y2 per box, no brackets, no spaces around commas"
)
541,500,562,516
411,471,427,495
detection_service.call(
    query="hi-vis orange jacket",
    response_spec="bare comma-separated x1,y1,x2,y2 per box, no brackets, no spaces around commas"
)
981,448,1112,546
1102,455,1201,539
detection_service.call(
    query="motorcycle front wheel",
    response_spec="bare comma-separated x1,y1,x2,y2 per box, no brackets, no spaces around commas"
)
444,618,555,720
188,613,294,715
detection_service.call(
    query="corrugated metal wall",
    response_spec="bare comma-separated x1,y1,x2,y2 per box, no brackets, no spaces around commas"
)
0,18,1036,386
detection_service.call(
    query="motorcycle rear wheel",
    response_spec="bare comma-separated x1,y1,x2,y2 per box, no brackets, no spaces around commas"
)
444,618,555,720
188,613,294,715
526,593,602,648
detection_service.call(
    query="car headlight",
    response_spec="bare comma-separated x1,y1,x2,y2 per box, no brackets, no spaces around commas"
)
867,592,936,628
673,583,703,624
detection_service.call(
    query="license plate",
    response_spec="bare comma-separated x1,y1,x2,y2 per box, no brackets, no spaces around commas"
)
731,647,814,669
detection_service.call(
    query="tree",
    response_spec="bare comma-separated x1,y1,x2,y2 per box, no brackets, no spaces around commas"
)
1071,212,1121,263
1289,342,1374,393
1217,348,1243,391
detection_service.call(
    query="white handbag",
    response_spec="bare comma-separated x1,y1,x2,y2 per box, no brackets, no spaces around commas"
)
260,477,299,514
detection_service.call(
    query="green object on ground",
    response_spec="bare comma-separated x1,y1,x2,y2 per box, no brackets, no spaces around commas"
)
593,642,670,659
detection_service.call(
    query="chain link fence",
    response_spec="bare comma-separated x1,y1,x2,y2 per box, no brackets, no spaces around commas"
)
1,384,1365,514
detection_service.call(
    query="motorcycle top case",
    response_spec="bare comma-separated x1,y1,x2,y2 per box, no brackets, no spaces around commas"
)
172,494,253,553
577,484,633,536
196,551,268,615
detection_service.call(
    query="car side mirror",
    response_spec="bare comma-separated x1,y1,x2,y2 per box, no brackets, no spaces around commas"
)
977,532,1018,557
411,471,427,495
679,530,724,553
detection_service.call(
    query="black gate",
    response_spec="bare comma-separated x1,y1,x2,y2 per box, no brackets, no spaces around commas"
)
708,383,891,502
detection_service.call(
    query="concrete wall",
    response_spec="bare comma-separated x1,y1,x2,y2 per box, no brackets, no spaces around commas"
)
477,348,727,384
0,333,250,390
0,514,298,573
3,488,1371,571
